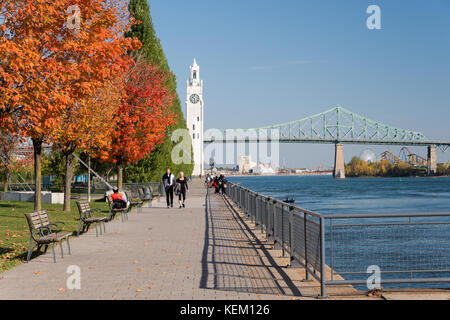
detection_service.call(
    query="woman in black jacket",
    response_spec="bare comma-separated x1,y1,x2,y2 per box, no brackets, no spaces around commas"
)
176,172,189,208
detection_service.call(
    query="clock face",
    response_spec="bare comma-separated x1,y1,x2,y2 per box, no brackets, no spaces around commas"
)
189,94,200,104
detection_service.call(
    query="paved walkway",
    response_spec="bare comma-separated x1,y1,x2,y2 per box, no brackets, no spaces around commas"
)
0,180,294,299
0,180,448,300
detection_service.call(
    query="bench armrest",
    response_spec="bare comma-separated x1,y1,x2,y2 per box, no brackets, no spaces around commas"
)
31,225,52,241
48,221,66,231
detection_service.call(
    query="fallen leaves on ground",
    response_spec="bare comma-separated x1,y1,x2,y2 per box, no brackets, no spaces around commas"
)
57,288,65,292
137,268,143,272
33,271,42,275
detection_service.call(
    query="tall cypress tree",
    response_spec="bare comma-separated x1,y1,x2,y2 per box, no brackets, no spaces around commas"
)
125,0,193,182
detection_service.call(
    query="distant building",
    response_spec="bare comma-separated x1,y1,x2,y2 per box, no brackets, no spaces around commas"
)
238,156,257,173
252,163,275,175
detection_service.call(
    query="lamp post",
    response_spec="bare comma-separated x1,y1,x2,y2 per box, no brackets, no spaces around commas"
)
209,157,215,175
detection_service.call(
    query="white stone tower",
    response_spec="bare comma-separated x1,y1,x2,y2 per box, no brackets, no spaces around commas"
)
186,59,204,176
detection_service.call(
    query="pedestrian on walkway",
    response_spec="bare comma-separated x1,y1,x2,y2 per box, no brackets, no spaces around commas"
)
162,168,175,208
176,172,189,208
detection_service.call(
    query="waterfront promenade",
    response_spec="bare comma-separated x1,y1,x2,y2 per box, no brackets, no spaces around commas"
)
0,180,448,300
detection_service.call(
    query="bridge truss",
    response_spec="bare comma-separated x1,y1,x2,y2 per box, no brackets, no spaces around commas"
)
205,106,450,151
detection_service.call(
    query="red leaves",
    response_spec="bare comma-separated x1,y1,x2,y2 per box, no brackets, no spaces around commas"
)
105,58,176,165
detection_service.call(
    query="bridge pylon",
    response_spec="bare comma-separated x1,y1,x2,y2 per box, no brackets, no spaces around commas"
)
427,145,437,175
333,143,346,179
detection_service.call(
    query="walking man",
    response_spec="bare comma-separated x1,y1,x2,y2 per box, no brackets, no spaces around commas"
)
162,168,175,208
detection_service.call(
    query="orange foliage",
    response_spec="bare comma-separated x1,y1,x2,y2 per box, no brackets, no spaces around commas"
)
0,0,140,143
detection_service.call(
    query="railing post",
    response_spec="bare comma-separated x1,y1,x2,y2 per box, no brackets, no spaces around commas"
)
261,197,264,233
303,212,311,281
287,206,294,267
319,216,328,298
281,204,285,258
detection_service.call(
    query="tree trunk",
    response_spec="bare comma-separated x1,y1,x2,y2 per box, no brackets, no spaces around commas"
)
33,139,42,211
117,162,123,190
63,152,74,212
3,167,9,193
87,155,91,202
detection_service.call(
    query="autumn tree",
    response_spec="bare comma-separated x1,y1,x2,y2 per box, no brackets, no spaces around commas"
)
0,0,139,210
125,0,193,182
106,58,176,189
52,78,128,211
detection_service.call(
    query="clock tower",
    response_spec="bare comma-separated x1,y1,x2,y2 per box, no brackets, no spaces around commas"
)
186,58,204,176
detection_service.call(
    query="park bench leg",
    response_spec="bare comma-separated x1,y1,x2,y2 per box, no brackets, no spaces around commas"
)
66,238,71,255
95,224,98,237
51,244,56,263
60,241,64,258
77,221,83,236
27,239,37,262
103,222,106,233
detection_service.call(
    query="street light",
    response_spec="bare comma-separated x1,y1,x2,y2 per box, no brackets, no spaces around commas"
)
209,157,215,175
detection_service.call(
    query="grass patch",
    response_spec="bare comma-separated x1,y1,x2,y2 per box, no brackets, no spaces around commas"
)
0,199,109,273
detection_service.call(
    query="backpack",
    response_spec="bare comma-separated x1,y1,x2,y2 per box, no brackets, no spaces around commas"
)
113,199,127,209
174,182,181,196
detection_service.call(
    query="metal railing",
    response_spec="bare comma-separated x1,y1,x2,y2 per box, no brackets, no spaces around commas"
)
226,182,450,297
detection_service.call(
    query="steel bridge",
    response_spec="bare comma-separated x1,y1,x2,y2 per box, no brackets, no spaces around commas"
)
203,106,450,178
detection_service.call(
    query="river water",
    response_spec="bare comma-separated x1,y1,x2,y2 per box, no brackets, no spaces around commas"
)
228,175,450,290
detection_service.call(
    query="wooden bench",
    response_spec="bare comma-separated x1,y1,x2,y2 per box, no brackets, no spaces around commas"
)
106,194,129,222
125,191,143,213
149,183,164,201
76,200,107,237
138,187,152,201
24,211,71,263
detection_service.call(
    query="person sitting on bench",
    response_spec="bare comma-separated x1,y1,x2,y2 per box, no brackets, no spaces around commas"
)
111,187,128,209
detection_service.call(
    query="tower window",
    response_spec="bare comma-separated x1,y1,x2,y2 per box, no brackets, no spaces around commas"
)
193,71,197,79
197,116,200,122
193,124,195,130
197,133,199,139
193,133,195,139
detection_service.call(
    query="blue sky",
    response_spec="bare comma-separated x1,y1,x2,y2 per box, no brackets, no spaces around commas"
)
149,0,450,168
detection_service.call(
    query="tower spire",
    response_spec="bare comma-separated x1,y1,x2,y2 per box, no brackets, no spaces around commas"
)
186,59,204,176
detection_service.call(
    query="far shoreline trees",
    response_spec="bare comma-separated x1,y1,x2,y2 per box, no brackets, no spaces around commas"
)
345,156,450,177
